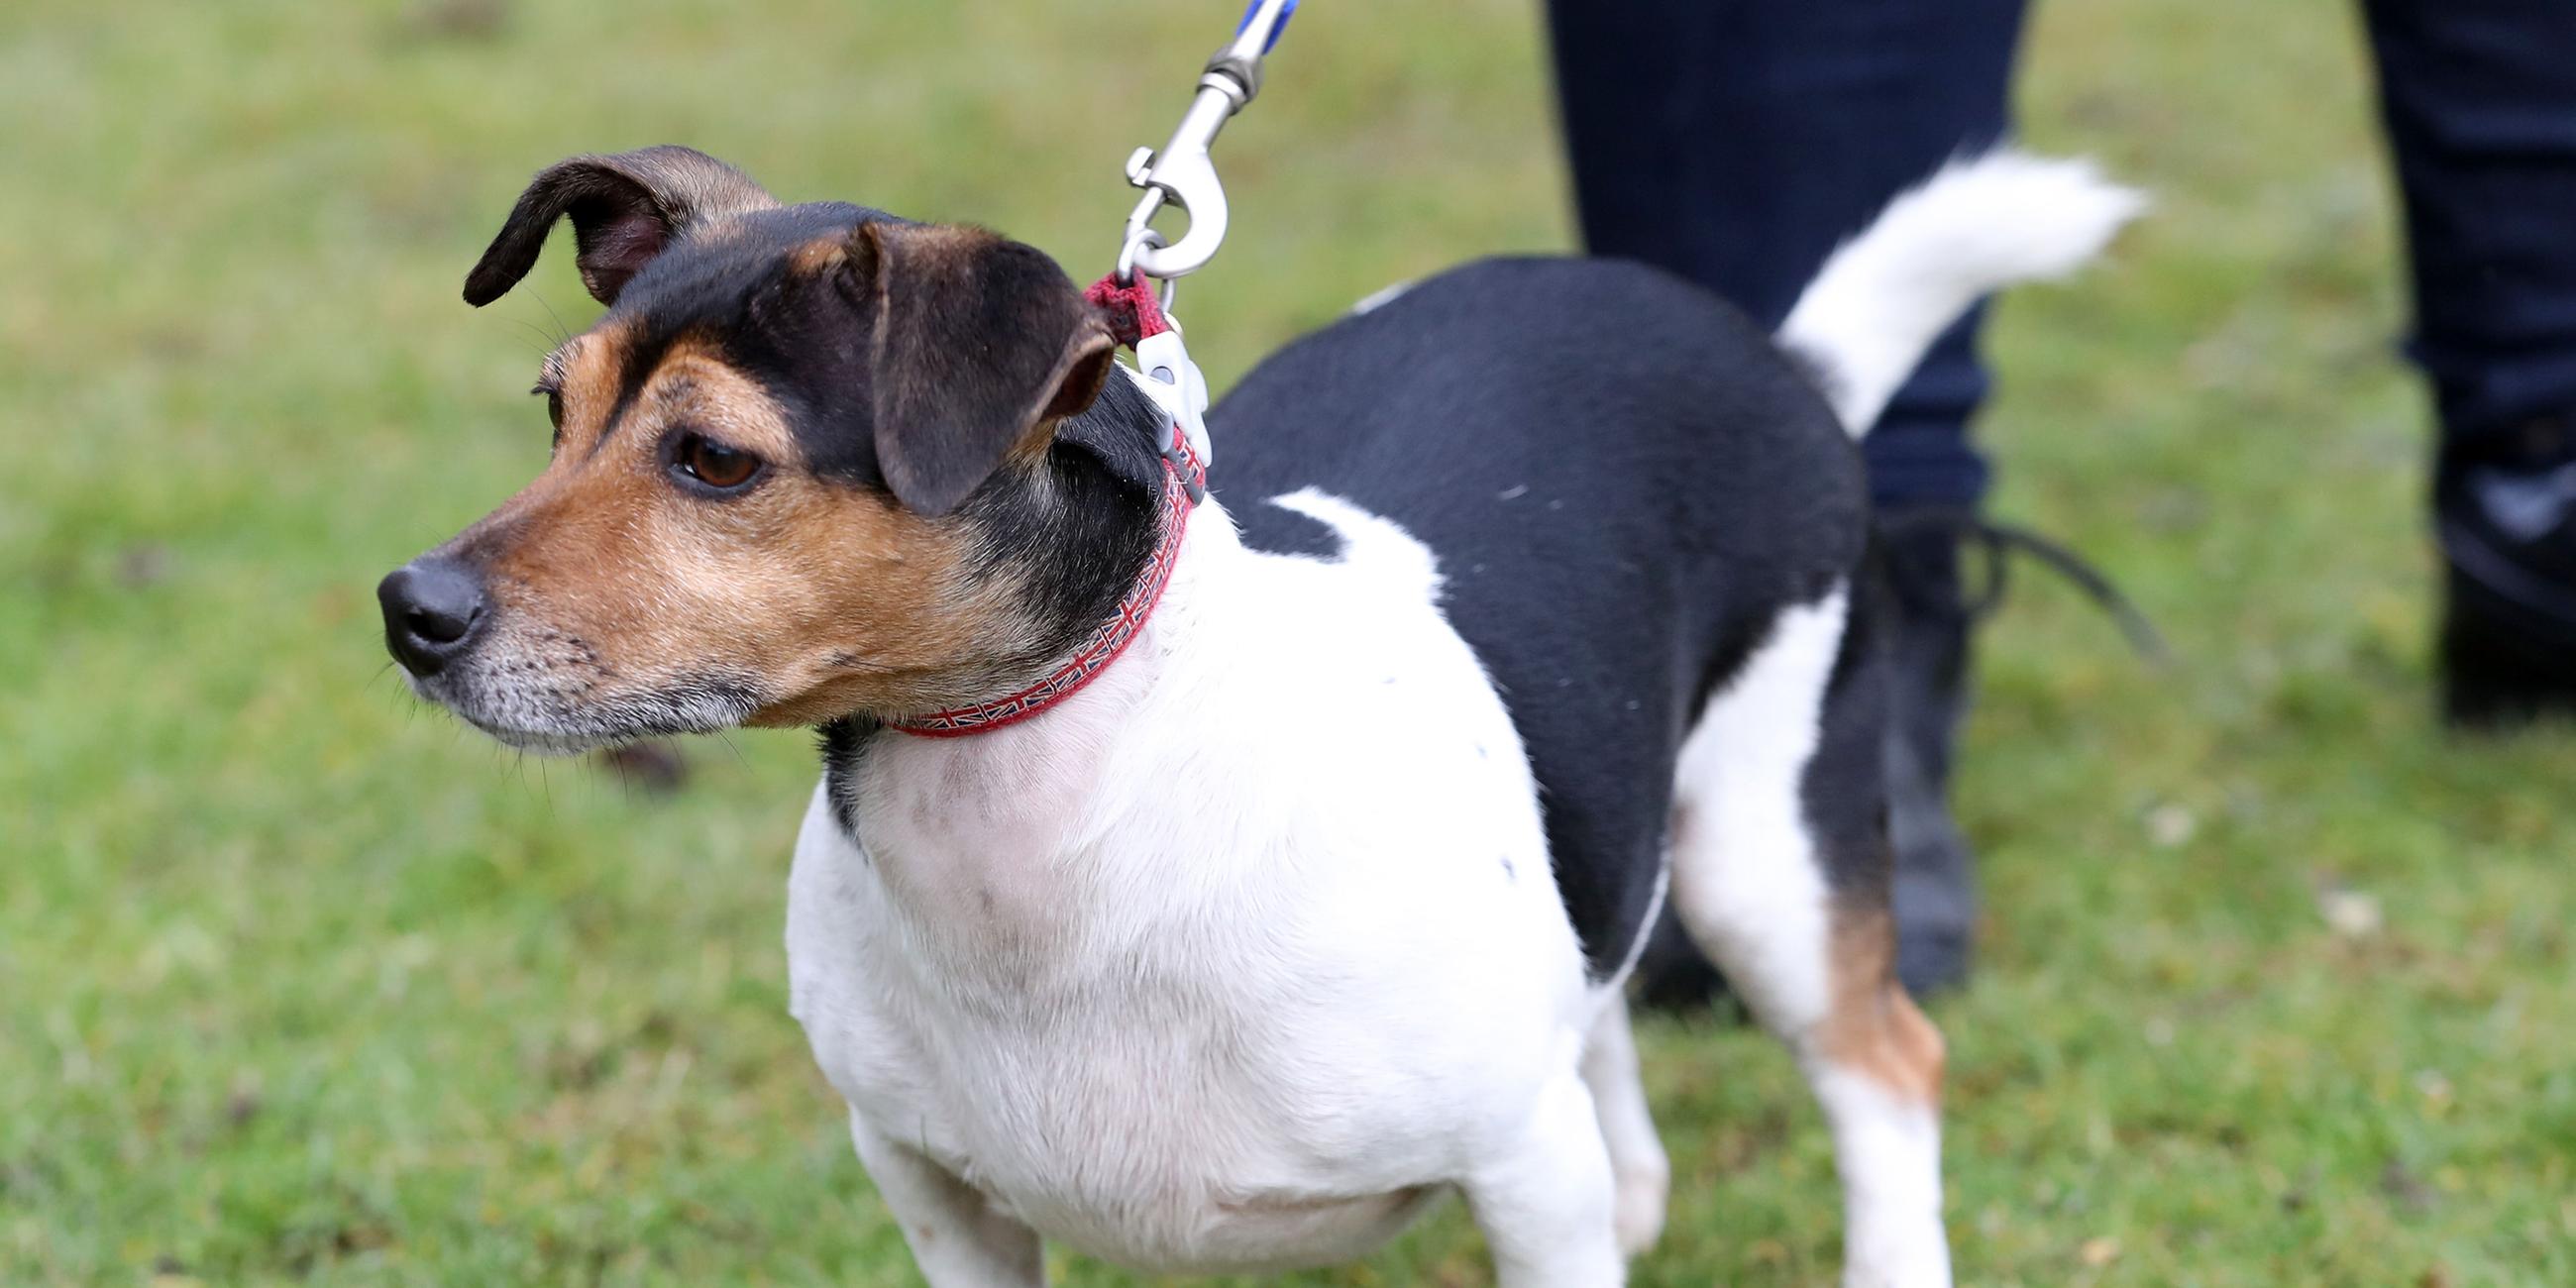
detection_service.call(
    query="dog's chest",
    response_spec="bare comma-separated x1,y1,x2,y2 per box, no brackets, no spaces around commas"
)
785,748,1552,1269
783,515,1595,1270
787,843,1459,1270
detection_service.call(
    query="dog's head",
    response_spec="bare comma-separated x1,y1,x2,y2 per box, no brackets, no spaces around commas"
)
378,147,1145,751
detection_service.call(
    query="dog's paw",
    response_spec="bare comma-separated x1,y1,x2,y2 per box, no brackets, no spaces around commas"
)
1612,1161,1668,1258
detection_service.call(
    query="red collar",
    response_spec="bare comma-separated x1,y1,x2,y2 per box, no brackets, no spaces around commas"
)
885,420,1205,738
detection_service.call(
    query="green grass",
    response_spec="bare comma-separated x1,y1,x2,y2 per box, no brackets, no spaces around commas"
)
5,0,2572,1283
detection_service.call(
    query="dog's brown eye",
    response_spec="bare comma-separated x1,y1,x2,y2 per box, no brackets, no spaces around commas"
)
675,434,761,490
533,383,565,450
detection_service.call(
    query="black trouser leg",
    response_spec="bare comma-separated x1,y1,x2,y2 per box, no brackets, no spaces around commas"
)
1545,0,2027,510
2365,0,2576,445
2364,0,2576,720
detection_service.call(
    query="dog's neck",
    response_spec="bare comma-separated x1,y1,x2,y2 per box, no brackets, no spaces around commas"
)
816,370,1199,792
813,495,1247,975
885,375,1202,737
962,371,1178,684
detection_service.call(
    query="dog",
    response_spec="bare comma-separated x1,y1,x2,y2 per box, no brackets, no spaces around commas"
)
379,143,2134,1285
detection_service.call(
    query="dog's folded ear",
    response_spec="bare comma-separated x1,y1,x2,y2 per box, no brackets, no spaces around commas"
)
464,146,778,307
850,223,1118,517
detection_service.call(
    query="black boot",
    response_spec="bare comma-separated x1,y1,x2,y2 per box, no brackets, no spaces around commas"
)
2437,413,2576,727
1876,511,1980,998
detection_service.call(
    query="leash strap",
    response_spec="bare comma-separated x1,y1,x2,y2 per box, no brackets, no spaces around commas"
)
1085,272,1214,474
1084,273,1172,346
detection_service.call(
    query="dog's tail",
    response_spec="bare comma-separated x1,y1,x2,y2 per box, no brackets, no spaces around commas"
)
1777,150,2144,437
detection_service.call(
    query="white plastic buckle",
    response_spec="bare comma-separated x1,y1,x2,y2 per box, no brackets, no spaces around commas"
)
1131,325,1213,469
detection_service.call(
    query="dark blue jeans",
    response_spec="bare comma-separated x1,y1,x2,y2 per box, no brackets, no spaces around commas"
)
1548,0,2576,509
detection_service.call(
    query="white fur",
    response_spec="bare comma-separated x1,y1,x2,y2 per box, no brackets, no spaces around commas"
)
1778,150,2145,435
1816,1070,1951,1288
787,501,1622,1282
1666,588,1952,1288
1269,486,1442,600
1348,279,1416,315
1581,1001,1669,1258
1667,590,1848,1031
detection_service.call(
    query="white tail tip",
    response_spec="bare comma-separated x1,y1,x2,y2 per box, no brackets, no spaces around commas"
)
1778,151,2146,436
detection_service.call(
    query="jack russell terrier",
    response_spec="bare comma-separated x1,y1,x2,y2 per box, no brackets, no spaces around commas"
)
379,143,2135,1285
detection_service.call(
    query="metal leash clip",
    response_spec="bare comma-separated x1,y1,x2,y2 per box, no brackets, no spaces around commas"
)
1111,0,1297,470
1115,0,1299,296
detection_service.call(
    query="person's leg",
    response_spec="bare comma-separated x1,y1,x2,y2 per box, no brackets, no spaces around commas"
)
2362,0,2576,723
1547,0,2028,996
1546,0,2023,508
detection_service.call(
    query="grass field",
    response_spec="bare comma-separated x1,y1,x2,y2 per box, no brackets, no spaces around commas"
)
6,0,2573,1283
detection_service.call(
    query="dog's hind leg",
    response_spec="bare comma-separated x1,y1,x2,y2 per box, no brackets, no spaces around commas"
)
849,1114,1046,1287
1462,1067,1627,1287
1666,587,1952,1288
1581,1000,1669,1258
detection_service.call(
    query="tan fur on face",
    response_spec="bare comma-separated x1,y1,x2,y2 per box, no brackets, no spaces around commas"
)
446,327,1029,731
1817,901,1947,1106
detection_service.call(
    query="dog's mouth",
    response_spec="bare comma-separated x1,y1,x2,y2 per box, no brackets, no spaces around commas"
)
407,651,765,756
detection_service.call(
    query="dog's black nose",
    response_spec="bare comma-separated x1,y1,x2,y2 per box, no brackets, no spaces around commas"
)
377,558,488,677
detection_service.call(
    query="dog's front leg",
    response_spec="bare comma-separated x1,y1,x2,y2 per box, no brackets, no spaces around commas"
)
1462,1069,1626,1288
849,1114,1045,1287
